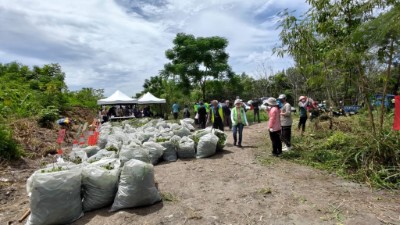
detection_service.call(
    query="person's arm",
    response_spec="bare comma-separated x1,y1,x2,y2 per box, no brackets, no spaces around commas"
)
281,104,291,117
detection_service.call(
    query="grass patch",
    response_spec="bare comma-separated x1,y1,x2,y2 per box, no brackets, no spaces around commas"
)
260,114,400,189
160,192,179,202
246,110,268,123
258,187,272,195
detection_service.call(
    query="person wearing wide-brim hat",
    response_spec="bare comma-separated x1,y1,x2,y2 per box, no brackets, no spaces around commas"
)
278,94,293,151
231,99,249,147
265,97,282,156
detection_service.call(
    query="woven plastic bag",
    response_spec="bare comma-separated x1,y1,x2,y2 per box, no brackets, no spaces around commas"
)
82,158,121,212
110,159,161,211
83,145,100,158
143,142,165,165
87,149,116,163
26,164,82,225
161,141,177,162
119,143,150,165
196,133,219,158
173,127,191,137
177,136,195,158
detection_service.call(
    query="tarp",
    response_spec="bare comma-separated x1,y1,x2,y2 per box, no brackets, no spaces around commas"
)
97,90,138,105
138,92,166,104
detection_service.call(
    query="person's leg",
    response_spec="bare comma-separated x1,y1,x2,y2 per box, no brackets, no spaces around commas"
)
213,122,218,129
256,110,260,123
201,119,206,129
238,123,244,147
287,127,292,148
269,131,277,155
302,118,307,132
232,125,237,145
299,117,306,132
219,120,224,131
281,127,287,150
271,131,282,155
281,126,291,148
215,118,224,131
276,131,282,154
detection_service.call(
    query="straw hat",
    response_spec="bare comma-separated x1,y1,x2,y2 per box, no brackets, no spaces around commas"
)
266,97,278,106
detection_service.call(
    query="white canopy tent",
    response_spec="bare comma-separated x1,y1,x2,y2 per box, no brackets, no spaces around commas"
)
138,92,166,104
97,90,138,105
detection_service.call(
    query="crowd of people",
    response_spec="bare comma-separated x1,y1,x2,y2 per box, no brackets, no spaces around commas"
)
172,95,319,156
99,105,155,123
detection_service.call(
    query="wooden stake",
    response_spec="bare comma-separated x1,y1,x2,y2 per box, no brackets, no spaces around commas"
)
18,209,30,223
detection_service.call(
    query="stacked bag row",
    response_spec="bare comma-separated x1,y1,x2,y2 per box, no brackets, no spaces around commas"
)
25,118,227,225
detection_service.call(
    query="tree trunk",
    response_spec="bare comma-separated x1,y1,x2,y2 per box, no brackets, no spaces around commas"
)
379,37,394,131
201,78,206,101
358,63,376,135
392,63,400,95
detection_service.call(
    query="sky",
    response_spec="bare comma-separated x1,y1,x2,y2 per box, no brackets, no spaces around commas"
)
0,0,309,97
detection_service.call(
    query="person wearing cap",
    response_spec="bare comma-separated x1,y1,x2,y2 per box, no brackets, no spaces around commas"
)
223,100,232,130
172,102,180,120
298,96,309,135
266,97,282,156
197,101,207,129
278,94,293,151
208,100,224,131
231,99,249,147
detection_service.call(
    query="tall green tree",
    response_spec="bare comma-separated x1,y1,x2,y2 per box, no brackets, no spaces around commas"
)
163,33,232,100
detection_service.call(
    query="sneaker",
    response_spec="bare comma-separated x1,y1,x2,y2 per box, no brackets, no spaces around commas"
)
238,144,243,148
282,144,288,152
286,146,292,151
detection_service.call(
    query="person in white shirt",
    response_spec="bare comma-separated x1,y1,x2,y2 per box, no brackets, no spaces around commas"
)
278,94,293,151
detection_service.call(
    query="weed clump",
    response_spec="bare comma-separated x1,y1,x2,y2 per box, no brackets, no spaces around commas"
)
277,115,400,189
0,123,23,160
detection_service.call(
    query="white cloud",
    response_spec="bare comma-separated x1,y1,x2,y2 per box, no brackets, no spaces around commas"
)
0,0,309,96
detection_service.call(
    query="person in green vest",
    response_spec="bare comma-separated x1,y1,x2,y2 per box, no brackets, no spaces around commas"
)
204,102,210,114
231,99,249,147
207,100,224,131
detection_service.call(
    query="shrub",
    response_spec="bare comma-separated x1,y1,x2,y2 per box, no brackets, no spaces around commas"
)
0,124,23,160
323,131,352,150
38,106,59,128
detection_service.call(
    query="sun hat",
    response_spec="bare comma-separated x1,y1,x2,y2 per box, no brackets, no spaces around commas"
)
299,96,306,101
266,97,278,106
234,99,242,105
278,94,286,99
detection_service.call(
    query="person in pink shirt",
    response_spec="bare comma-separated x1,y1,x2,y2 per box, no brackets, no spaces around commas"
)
265,97,282,156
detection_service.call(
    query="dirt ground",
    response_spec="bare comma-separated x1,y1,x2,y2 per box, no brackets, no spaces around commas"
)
1,122,400,225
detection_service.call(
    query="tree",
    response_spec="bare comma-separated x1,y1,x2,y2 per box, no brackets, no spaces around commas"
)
163,33,232,100
360,5,400,131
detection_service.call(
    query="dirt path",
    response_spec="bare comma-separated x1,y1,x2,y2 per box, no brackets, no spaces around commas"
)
2,122,400,225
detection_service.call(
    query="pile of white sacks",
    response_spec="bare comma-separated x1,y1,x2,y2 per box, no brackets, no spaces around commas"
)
25,118,226,225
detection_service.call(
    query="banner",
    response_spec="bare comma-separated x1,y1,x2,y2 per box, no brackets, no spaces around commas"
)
393,96,400,130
